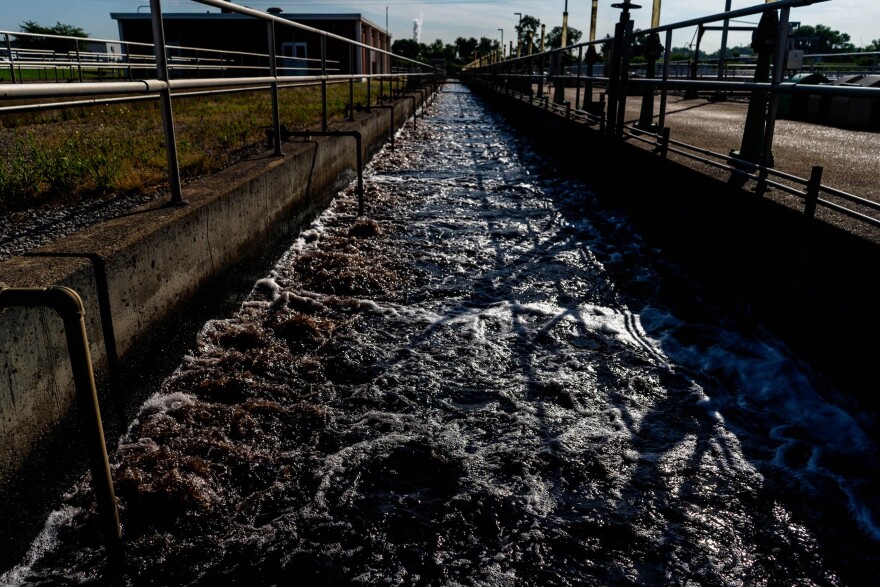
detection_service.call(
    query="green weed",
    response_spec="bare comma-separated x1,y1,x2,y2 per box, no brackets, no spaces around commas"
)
0,82,371,213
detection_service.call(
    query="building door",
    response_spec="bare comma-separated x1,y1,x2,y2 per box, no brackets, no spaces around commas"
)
281,42,308,76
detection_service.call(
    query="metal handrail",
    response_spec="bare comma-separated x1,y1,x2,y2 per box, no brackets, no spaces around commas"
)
1,0,442,208
463,0,880,233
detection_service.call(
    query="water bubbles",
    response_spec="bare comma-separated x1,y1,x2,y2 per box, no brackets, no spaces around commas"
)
7,83,878,586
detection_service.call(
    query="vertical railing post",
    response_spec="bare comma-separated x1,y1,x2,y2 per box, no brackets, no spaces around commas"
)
732,6,777,170
759,5,790,188
366,50,372,113
658,126,670,158
348,45,355,121
538,54,545,98
266,19,282,156
658,29,673,131
75,42,84,82
321,34,328,132
803,165,823,219
5,34,16,83
149,0,185,206
575,45,583,109
355,133,365,217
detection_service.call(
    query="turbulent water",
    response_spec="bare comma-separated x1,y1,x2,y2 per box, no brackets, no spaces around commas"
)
3,83,879,586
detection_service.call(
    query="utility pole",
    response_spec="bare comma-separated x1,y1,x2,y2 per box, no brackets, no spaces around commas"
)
514,12,522,57
561,0,569,49
636,0,663,131
583,0,600,112
555,0,570,105
719,0,732,80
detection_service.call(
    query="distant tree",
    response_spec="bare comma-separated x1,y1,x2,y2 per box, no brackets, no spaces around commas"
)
392,38,423,61
668,46,693,61
864,39,880,52
477,36,496,58
706,44,754,60
545,26,583,66
791,24,854,53
629,29,651,64
667,45,709,61
454,37,478,62
515,15,542,54
600,34,613,62
17,21,88,52
545,26,583,51
423,39,457,65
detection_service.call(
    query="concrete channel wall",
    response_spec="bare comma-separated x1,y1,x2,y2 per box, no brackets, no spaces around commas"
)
469,82,880,441
0,88,431,489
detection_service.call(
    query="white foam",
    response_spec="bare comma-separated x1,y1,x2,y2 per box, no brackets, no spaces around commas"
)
0,506,81,586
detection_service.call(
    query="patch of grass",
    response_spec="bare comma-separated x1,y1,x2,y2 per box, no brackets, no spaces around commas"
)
0,81,371,213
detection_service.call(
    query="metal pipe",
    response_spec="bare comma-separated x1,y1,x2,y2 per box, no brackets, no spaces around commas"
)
286,130,365,215
23,253,121,403
149,0,185,206
0,284,124,571
625,0,827,37
402,94,417,128
370,103,396,150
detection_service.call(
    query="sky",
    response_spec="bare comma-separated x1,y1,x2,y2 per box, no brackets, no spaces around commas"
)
1,0,877,55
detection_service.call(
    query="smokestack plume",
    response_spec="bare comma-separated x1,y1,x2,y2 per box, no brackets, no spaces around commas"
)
413,16,423,42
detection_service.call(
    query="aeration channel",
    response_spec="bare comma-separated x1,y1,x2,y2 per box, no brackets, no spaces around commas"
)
3,82,878,586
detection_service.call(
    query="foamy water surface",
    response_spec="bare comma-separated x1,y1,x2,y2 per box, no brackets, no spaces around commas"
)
3,83,878,586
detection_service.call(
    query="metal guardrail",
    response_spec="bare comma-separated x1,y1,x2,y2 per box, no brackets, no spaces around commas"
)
1,0,443,207
462,0,880,233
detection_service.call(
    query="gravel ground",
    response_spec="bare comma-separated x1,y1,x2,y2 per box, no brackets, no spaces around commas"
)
0,190,167,262
0,138,266,263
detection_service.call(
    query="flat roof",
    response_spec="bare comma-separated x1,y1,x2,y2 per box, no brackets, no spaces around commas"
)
110,12,390,37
